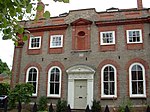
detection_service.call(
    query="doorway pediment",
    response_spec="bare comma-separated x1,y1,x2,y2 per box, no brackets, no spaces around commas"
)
66,65,95,74
71,18,93,26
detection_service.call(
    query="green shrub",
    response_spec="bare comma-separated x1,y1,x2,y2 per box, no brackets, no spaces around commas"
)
91,100,101,112
0,83,10,95
8,83,33,108
118,99,133,112
56,99,67,112
38,96,48,111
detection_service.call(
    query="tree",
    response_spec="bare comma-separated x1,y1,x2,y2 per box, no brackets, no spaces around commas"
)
8,83,34,108
0,0,69,45
0,59,10,74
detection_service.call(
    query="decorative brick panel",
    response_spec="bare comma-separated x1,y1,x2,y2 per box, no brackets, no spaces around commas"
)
71,18,92,51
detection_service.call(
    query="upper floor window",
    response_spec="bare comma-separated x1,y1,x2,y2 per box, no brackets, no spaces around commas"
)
26,67,38,96
47,66,62,97
129,63,146,98
101,64,117,98
100,31,115,45
50,35,63,48
29,36,41,49
126,29,142,43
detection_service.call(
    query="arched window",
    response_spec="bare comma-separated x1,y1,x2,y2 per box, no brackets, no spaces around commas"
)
26,67,38,96
101,64,117,98
129,63,146,97
47,66,62,97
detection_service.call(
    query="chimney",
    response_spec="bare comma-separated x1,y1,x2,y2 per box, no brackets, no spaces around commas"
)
36,1,45,19
137,0,143,9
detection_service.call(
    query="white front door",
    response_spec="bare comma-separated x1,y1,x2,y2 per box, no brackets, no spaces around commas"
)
74,80,87,109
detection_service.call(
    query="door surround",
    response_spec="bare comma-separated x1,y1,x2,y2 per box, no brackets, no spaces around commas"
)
66,65,95,109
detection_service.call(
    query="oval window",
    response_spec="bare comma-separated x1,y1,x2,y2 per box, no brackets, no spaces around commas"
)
78,31,85,36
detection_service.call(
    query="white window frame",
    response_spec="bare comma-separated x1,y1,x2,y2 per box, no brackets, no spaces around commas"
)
47,66,62,97
50,35,63,48
129,63,146,98
29,36,42,49
101,64,117,98
26,67,39,96
126,29,142,44
100,31,115,45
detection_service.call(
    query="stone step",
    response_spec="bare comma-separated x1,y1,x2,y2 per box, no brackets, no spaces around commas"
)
71,109,85,112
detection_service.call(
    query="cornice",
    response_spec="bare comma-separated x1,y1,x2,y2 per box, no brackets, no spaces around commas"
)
95,16,150,26
26,24,68,32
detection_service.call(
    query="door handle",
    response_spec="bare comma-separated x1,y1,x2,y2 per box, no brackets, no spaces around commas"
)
79,97,82,98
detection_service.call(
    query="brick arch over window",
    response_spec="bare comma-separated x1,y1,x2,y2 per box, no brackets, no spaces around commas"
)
45,61,65,98
98,59,120,71
97,59,120,99
125,58,149,71
125,58,149,97
24,62,42,72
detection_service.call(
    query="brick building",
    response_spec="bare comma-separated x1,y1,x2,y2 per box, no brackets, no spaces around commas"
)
11,0,150,110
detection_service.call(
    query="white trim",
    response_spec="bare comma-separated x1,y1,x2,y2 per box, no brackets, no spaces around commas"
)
126,29,142,44
67,65,95,109
29,36,42,49
101,64,117,98
100,31,115,45
26,67,39,96
50,35,63,48
129,63,146,98
47,66,62,97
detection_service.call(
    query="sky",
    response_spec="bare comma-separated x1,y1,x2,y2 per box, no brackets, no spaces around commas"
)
0,0,150,69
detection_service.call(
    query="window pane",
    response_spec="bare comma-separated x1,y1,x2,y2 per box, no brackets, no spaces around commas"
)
104,82,108,95
33,73,37,81
109,66,114,71
138,81,143,94
104,67,108,71
28,73,32,81
110,82,114,95
131,65,136,71
132,81,137,94
50,83,54,94
33,82,37,94
110,72,114,81
104,72,108,81
50,74,54,81
55,83,59,94
137,65,142,71
138,71,143,80
55,73,59,81
132,71,137,80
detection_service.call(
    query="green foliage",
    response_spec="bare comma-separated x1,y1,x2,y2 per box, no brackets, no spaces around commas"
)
91,100,101,112
38,96,48,111
0,0,69,44
118,98,133,112
0,59,10,74
0,83,10,95
8,83,34,108
56,99,67,112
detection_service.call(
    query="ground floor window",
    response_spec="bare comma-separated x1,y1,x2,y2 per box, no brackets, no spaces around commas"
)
129,63,146,97
26,67,38,96
47,66,62,97
101,64,117,98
